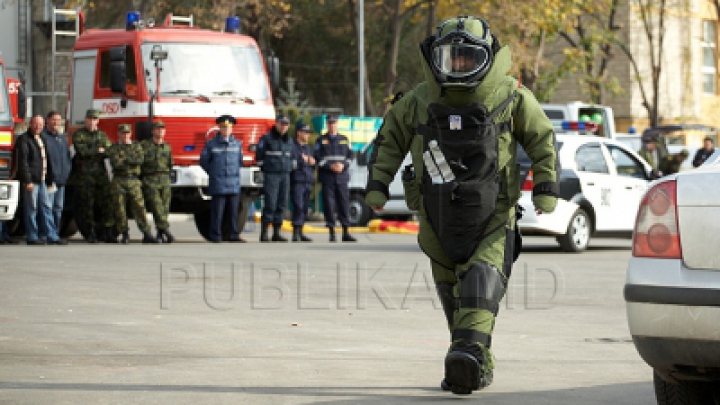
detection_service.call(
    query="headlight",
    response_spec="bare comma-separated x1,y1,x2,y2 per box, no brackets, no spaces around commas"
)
0,184,10,200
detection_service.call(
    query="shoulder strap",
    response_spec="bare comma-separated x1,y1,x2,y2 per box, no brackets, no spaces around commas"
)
487,90,517,121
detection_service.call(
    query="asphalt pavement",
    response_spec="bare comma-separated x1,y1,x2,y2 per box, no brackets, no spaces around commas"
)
0,219,655,404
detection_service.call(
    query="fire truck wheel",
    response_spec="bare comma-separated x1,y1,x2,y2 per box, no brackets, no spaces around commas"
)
194,208,212,241
59,213,78,238
194,198,251,241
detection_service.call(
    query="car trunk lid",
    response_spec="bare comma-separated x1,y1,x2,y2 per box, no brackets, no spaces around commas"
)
676,163,720,270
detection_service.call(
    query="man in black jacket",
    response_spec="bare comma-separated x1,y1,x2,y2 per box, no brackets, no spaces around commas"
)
16,115,62,245
42,111,72,242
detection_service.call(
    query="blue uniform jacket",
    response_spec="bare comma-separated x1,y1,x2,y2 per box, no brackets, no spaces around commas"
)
313,133,353,183
257,127,293,173
291,139,315,184
199,133,242,195
42,128,72,186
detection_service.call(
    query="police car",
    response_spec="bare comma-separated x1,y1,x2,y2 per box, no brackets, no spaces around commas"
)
518,129,654,252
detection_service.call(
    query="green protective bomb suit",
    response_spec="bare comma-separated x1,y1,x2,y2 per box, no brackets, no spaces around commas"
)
365,16,559,395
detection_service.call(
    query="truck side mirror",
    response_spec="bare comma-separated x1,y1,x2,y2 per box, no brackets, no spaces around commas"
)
109,46,127,94
266,55,280,96
135,121,152,141
16,83,26,120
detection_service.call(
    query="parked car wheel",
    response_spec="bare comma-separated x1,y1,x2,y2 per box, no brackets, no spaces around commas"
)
654,371,718,405
349,192,373,226
556,208,591,252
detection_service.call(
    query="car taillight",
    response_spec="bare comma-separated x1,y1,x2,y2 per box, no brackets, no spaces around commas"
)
521,170,534,191
632,180,682,259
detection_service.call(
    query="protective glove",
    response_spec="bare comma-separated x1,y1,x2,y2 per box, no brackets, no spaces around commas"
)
533,194,557,214
365,190,388,210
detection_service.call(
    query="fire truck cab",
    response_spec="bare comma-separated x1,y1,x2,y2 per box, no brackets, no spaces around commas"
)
67,12,278,239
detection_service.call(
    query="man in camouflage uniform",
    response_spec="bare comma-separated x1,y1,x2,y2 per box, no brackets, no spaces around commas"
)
71,108,114,243
365,16,558,395
107,124,158,244
141,121,175,243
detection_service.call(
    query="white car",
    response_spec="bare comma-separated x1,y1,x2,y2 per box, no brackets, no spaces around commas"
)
518,135,653,252
624,153,720,404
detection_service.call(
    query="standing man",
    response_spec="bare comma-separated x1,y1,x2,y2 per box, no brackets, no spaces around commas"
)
290,121,315,242
43,110,72,242
199,115,244,243
107,124,158,244
692,136,716,167
365,16,558,395
313,114,356,242
16,115,60,245
72,109,113,243
257,114,293,242
141,121,175,243
638,136,660,172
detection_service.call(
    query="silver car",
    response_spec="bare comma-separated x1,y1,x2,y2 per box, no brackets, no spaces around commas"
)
624,152,720,404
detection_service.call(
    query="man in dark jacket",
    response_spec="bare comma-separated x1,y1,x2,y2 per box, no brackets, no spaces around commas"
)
42,110,72,242
290,121,315,242
199,115,244,243
313,114,356,242
257,114,293,242
692,137,716,167
16,115,61,245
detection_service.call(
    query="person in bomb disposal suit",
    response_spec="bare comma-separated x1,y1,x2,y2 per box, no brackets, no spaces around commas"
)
313,114,356,242
257,114,293,242
141,121,175,243
365,16,558,395
71,109,114,243
106,124,158,244
290,121,315,242
199,115,245,243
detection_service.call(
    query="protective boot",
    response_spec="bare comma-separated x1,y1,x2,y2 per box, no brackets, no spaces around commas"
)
443,341,493,395
299,226,312,242
142,231,159,244
161,229,175,244
105,228,118,243
292,226,301,242
341,226,357,242
328,226,336,242
271,224,288,242
120,231,130,244
260,222,270,242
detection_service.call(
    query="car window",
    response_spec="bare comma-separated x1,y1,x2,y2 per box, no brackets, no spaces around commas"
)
606,144,647,179
575,144,609,174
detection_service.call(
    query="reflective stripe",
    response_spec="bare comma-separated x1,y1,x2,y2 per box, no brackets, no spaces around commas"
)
428,140,455,182
211,147,240,153
324,155,347,161
423,150,444,184
265,151,283,156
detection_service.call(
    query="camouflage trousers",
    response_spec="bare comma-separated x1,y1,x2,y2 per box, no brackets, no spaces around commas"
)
142,176,171,231
77,172,114,230
111,177,150,233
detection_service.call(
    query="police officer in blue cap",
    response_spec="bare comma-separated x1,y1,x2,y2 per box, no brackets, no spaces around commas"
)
199,114,245,242
257,114,294,242
290,121,315,242
313,114,356,242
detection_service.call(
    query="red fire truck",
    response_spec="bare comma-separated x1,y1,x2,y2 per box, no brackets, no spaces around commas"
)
0,56,23,222
65,11,278,239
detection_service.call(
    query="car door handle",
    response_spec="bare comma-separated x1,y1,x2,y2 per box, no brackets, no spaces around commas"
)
586,182,595,186
625,186,633,190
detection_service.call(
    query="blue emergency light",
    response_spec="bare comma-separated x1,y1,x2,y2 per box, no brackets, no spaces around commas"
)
225,16,241,34
126,11,141,30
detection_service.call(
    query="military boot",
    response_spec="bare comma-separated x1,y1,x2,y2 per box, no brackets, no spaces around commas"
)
142,231,159,244
299,226,312,242
161,229,175,244
341,226,357,242
120,231,130,244
292,226,301,242
260,222,270,242
328,226,336,242
443,341,493,395
271,224,288,242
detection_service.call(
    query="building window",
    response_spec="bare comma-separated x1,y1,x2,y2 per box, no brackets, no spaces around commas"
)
702,21,717,95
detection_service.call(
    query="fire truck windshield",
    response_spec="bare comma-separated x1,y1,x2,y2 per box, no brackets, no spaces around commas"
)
0,66,11,126
141,43,270,102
